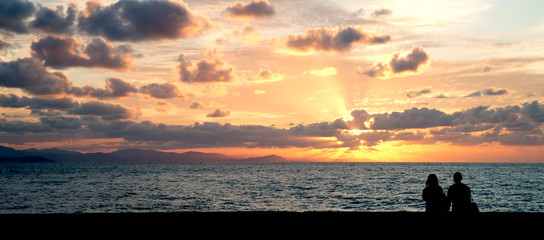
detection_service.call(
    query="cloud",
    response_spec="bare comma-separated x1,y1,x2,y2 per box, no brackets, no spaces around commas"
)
0,57,169,100
0,94,79,111
284,26,391,53
466,87,509,97
69,78,138,99
245,68,283,83
206,109,230,118
78,0,211,42
189,101,201,109
139,82,181,99
29,3,78,35
1,101,543,148
371,8,392,17
0,57,72,96
226,0,275,19
155,101,171,112
0,93,139,121
0,0,35,33
360,46,430,79
178,49,236,84
216,24,263,44
68,100,140,120
39,116,82,129
406,86,433,98
304,67,338,77
31,36,135,71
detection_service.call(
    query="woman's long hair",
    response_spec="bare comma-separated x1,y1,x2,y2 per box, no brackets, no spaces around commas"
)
426,174,439,188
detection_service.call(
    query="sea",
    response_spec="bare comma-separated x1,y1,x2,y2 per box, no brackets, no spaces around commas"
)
1,162,543,214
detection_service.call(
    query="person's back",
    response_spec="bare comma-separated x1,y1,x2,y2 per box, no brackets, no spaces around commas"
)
423,174,448,214
447,172,472,214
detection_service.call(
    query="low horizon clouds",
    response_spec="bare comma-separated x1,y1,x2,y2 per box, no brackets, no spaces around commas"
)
1,93,543,148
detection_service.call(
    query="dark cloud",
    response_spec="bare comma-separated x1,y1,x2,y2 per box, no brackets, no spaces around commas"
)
189,101,201,109
206,109,230,118
68,100,140,121
70,78,138,99
0,118,53,133
226,0,275,19
361,46,430,78
1,97,543,148
178,49,236,83
285,26,391,53
139,83,181,99
0,93,31,108
29,3,77,35
39,116,82,129
0,0,35,33
31,36,135,70
370,107,454,130
78,0,211,42
0,57,72,95
406,86,433,98
371,8,392,17
466,87,509,97
0,93,138,121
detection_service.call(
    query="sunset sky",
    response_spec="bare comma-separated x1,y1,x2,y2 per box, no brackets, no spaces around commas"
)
1,0,543,162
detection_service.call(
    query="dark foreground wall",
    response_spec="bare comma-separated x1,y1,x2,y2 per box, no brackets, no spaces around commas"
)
2,212,542,238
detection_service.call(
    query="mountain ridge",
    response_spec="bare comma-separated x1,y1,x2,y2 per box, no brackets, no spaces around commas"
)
0,145,287,163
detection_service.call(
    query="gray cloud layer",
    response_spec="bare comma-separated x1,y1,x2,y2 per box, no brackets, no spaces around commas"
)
1,99,543,148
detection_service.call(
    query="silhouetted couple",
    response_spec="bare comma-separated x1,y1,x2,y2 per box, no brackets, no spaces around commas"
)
422,172,476,215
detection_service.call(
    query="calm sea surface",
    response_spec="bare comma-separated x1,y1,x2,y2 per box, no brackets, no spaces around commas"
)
1,162,543,213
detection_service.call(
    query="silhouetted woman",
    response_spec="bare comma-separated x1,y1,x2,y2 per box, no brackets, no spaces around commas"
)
447,172,473,214
422,174,448,214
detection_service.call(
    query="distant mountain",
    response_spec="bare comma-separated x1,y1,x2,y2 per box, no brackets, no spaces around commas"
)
0,145,287,163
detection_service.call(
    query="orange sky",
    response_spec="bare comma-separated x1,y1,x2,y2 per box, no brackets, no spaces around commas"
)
1,0,543,162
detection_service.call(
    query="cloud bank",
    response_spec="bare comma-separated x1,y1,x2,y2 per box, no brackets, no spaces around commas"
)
1,98,543,149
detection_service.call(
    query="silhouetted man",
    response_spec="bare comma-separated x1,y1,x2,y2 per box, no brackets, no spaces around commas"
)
447,172,472,214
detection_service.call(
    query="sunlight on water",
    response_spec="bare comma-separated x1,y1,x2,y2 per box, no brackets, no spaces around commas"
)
1,162,542,213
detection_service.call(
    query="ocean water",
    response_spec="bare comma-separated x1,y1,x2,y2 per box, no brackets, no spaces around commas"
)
1,162,543,213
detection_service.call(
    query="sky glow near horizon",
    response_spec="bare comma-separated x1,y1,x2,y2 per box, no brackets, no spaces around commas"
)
1,0,543,162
